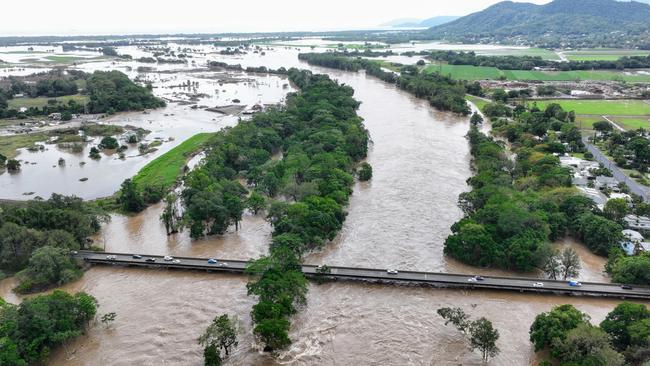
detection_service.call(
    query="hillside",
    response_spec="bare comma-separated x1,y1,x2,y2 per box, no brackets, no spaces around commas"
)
425,0,650,48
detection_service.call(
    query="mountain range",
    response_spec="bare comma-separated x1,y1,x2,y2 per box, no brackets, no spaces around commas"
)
424,0,650,46
383,16,460,28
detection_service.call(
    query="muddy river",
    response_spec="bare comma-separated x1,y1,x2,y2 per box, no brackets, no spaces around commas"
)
0,43,642,365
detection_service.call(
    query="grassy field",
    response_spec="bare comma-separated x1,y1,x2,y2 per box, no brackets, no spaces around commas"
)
476,48,561,60
0,133,48,158
132,133,215,191
563,49,650,61
532,100,650,116
424,63,650,82
8,94,88,109
574,116,605,130
465,95,489,111
610,117,650,130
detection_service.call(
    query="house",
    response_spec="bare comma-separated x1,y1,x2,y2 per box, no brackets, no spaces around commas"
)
48,113,62,120
596,176,619,191
624,214,650,231
620,229,645,256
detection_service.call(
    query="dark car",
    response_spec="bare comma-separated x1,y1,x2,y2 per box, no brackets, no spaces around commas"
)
132,255,143,259
474,276,485,281
621,285,633,290
145,258,156,263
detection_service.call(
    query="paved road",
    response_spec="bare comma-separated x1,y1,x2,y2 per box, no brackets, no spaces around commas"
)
582,137,650,203
75,251,650,300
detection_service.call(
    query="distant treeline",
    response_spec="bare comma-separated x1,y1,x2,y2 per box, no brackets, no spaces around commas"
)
428,50,650,71
298,52,481,115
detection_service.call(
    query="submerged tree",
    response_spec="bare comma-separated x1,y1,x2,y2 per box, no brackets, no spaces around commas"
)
469,318,500,363
199,314,240,359
160,193,180,235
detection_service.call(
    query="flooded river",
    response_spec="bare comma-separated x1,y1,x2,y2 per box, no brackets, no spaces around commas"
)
0,43,642,365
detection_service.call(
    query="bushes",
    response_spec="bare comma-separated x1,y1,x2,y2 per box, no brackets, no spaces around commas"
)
609,252,650,285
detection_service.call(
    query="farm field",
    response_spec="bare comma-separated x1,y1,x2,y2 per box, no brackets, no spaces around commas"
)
532,99,650,115
424,62,650,82
563,49,650,61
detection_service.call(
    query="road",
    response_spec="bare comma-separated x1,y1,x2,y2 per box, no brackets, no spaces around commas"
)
75,251,650,300
582,136,650,203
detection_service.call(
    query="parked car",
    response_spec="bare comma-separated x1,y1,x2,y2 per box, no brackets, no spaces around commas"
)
132,255,143,259
145,258,156,263
621,285,633,290
568,280,582,287
106,255,117,260
208,258,218,264
163,256,173,261
387,269,398,275
533,282,544,288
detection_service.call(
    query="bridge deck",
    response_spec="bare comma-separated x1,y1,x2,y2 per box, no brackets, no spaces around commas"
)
75,251,650,300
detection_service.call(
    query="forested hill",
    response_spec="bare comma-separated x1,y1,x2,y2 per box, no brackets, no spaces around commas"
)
425,0,650,48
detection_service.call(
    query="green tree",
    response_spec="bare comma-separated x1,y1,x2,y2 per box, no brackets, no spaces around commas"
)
470,112,484,126
15,246,82,293
437,307,471,332
0,153,7,167
198,314,239,357
610,252,650,285
246,191,267,214
203,343,222,366
593,121,614,135
469,318,500,363
99,136,119,150
551,324,624,366
118,179,145,212
358,162,373,181
600,302,650,352
603,198,629,222
529,304,590,352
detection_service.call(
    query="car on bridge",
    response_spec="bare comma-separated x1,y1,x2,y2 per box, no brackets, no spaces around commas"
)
106,255,117,260
387,269,398,275
533,282,544,288
132,255,142,259
569,280,582,287
208,258,218,264
163,256,174,261
145,258,156,263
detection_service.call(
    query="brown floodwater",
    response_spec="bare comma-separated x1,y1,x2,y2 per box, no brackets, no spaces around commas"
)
0,46,641,365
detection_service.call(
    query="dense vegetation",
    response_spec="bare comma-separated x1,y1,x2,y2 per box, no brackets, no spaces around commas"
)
428,50,650,71
597,128,650,175
444,103,623,271
298,52,481,115
86,71,165,114
426,0,650,49
530,303,649,365
175,69,368,351
0,195,106,292
0,290,97,365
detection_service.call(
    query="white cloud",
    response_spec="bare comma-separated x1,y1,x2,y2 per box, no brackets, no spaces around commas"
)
2,0,551,36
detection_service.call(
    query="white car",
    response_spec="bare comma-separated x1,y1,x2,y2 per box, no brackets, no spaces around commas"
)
163,256,173,261
218,262,229,267
533,282,544,288
172,259,181,264
106,255,117,260
387,269,398,275
468,277,477,282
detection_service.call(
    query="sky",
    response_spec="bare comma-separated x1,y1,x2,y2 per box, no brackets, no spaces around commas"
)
0,0,554,36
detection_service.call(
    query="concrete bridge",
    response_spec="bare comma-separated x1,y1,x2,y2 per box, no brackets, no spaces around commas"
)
75,251,650,300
